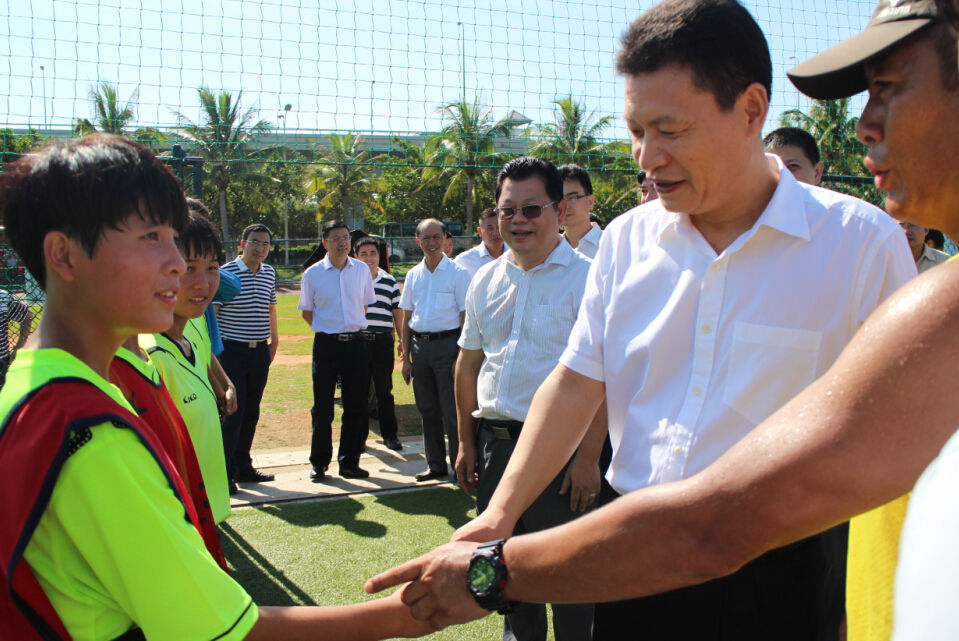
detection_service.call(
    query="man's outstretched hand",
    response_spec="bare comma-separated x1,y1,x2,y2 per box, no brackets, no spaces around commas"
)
365,541,490,631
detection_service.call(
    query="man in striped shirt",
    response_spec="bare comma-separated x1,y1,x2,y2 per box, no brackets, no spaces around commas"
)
215,223,279,488
355,237,403,451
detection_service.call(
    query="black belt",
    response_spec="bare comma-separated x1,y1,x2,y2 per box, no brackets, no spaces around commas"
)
479,418,523,440
361,331,391,341
317,331,362,342
224,339,267,349
412,328,460,341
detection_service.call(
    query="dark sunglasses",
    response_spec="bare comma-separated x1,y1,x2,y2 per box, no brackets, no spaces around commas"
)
495,201,559,220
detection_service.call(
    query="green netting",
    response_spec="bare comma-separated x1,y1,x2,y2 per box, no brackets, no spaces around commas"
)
1,1,882,246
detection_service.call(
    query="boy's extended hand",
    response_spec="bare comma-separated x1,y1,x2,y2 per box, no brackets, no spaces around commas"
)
365,541,489,631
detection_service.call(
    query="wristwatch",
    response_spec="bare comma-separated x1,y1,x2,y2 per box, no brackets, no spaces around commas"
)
467,539,514,614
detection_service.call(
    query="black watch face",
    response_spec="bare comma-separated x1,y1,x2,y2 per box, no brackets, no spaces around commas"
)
469,557,496,593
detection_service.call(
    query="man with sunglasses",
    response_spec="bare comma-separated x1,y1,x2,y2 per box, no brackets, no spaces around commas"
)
558,164,603,259
400,219,472,482
454,157,603,641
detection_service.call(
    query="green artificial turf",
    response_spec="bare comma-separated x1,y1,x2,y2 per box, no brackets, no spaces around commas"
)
222,488,526,640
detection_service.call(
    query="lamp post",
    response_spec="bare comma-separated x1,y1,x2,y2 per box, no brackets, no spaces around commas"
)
279,103,293,265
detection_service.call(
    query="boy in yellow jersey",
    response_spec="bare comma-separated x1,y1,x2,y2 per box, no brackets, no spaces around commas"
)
0,134,428,640
142,213,232,523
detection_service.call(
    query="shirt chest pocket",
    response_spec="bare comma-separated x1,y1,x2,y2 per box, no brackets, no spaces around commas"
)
432,290,456,312
722,322,822,425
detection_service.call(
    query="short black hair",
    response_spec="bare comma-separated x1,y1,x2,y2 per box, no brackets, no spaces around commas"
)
0,133,188,289
242,223,272,241
558,164,593,195
321,220,349,239
186,197,212,219
763,127,821,165
178,213,223,261
616,0,772,111
479,207,497,220
495,157,563,203
354,236,379,252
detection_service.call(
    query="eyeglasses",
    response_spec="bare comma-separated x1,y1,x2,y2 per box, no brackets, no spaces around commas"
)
564,193,589,203
245,239,271,249
495,201,558,220
326,235,352,244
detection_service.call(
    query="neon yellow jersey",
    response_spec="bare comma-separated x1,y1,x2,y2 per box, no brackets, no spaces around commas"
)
142,332,231,523
6,349,257,641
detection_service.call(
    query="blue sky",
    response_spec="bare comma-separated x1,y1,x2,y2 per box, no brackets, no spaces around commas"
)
1,0,877,141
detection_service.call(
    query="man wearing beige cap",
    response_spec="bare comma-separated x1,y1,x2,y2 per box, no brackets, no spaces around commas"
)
367,3,959,640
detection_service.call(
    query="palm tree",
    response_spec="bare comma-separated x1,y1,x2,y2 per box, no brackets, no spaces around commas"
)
72,81,165,150
174,88,272,248
530,96,616,168
421,99,512,232
304,132,385,231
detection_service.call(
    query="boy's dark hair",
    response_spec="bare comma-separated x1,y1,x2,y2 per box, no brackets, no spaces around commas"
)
495,157,563,202
354,237,379,252
0,133,188,289
241,223,272,241
186,197,212,220
558,164,593,195
615,0,772,111
178,213,223,262
321,220,349,239
762,127,821,165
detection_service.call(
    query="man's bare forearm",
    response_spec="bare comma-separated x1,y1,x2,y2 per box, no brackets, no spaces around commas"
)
497,264,959,604
454,350,483,448
573,400,608,464
484,364,605,522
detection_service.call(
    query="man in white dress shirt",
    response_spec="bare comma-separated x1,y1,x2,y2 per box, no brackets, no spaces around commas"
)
369,1,916,637
400,219,472,481
455,157,601,641
454,208,505,278
558,164,602,259
299,220,375,481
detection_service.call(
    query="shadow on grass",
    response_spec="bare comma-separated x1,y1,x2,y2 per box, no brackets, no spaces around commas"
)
220,521,318,606
255,497,389,538
374,486,476,530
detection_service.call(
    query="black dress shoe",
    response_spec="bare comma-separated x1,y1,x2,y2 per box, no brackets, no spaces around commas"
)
339,466,370,479
385,437,403,451
229,480,239,495
236,469,275,483
310,467,325,483
415,469,448,482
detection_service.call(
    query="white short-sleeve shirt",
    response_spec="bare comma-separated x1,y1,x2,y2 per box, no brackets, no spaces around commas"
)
560,156,917,494
399,254,471,333
567,223,603,259
455,242,504,278
297,256,375,333
459,240,591,422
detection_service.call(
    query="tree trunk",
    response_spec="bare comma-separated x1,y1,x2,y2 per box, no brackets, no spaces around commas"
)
465,175,474,234
218,188,232,257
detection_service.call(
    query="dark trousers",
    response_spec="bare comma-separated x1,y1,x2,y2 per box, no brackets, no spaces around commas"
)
219,340,271,478
310,333,369,470
411,334,459,472
591,517,831,641
364,332,399,441
476,421,594,641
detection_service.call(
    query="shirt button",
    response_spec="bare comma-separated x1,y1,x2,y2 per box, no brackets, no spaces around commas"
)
692,386,702,396
701,324,711,334
673,446,683,456
710,263,721,272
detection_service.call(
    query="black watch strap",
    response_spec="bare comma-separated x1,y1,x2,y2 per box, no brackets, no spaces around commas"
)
468,538,514,614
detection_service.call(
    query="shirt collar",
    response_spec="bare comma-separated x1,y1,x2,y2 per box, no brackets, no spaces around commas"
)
233,256,251,273
655,153,811,245
422,254,452,271
503,236,575,272
479,242,504,258
320,255,355,270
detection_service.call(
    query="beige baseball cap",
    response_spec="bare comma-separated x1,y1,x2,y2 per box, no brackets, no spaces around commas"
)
787,0,941,99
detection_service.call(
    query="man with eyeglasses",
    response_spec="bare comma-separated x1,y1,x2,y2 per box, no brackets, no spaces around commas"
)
400,219,471,482
299,220,376,481
454,157,602,641
558,164,602,259
216,223,280,490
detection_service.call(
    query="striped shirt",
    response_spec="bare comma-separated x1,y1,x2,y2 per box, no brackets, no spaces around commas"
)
214,258,277,342
0,289,29,360
366,269,400,333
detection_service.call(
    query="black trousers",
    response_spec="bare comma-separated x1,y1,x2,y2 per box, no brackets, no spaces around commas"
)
410,334,459,472
219,340,271,478
310,333,369,470
591,526,831,641
364,332,398,441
